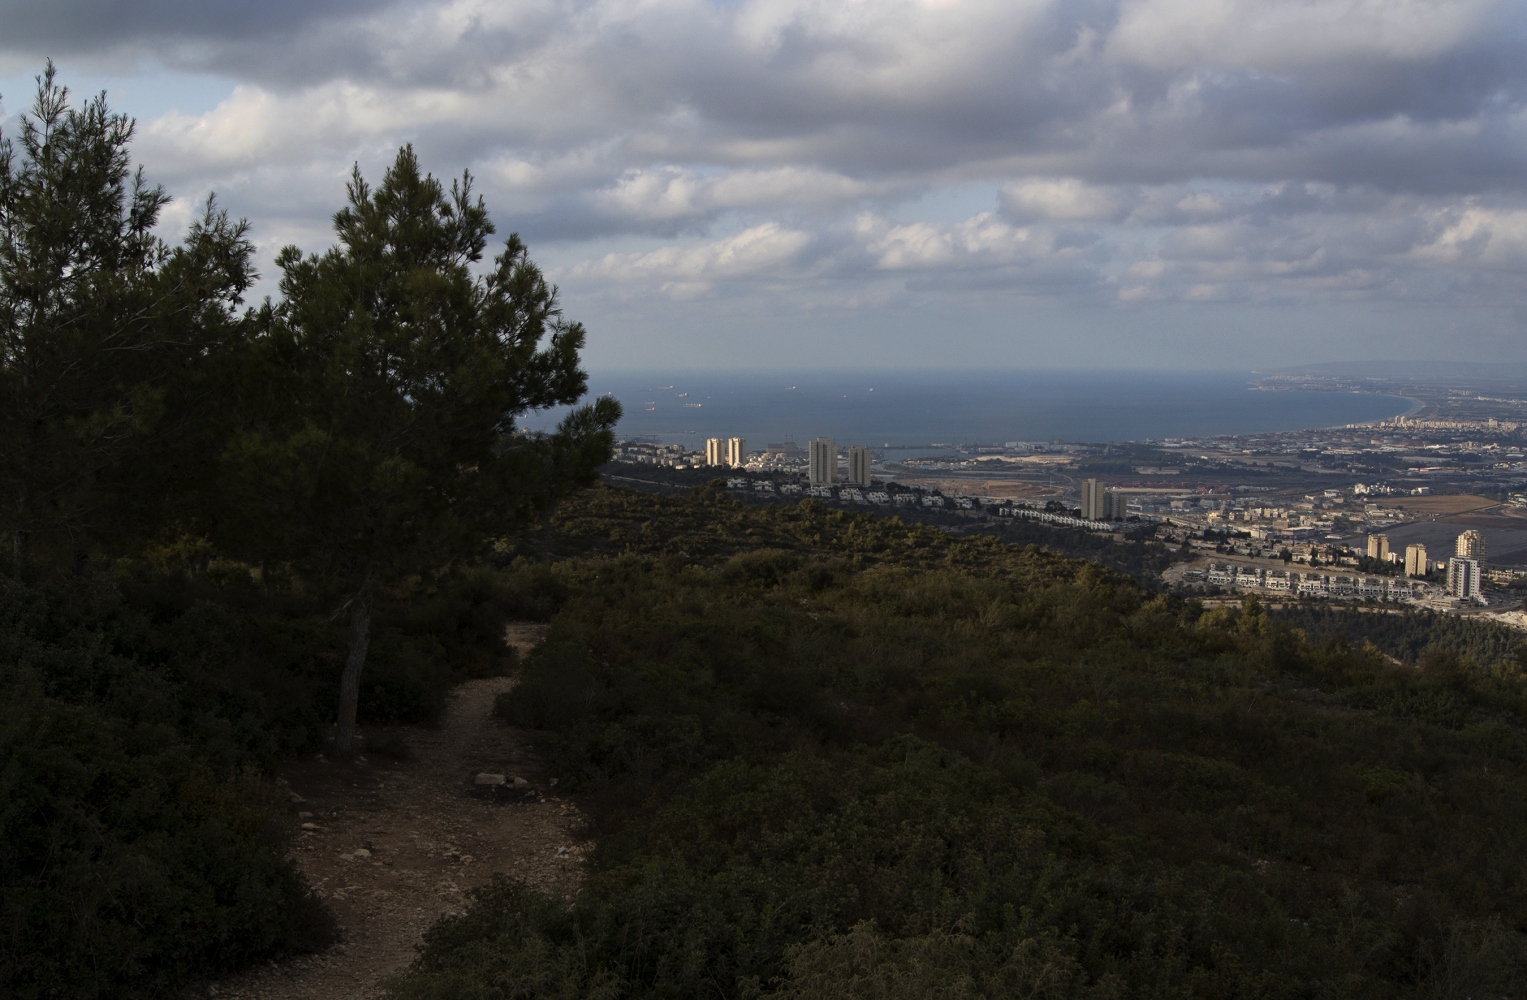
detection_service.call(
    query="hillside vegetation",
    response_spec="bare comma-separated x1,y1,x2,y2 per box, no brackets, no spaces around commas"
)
0,565,532,997
393,484,1527,999
1273,604,1523,671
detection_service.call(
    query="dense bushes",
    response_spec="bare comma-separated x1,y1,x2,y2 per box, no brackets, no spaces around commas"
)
0,564,527,998
1274,603,1522,668
0,573,337,998
392,486,1527,999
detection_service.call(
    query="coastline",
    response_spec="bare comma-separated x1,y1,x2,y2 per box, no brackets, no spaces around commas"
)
543,371,1434,446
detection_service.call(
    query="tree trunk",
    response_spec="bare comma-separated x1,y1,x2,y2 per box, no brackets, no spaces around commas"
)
335,596,371,755
13,489,27,572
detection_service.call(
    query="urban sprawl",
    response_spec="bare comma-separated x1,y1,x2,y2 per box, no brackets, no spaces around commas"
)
609,374,1527,627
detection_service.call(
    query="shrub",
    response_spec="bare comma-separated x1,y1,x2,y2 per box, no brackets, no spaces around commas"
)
0,573,336,999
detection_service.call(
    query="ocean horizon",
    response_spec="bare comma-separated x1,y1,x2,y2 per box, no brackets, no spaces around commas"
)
522,370,1421,448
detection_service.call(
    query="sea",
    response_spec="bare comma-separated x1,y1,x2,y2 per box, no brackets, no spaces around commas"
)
520,370,1420,449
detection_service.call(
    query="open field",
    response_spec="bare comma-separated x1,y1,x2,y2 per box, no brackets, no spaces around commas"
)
1373,494,1499,515
888,476,1054,498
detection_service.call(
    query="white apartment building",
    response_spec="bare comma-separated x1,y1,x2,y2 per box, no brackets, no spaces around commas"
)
1447,556,1483,603
809,437,837,486
847,445,873,487
705,437,725,467
1456,530,1485,561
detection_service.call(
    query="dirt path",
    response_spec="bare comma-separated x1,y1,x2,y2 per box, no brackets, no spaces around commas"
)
213,624,581,999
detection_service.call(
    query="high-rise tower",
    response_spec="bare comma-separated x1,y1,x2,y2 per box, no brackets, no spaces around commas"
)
1405,543,1428,577
809,437,837,486
726,437,747,468
1456,529,1485,562
1448,557,1483,603
847,445,872,487
1080,479,1105,520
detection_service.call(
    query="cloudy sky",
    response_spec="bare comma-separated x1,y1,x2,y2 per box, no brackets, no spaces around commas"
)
4,0,1527,370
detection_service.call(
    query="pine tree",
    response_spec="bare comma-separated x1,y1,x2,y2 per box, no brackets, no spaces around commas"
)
0,63,254,572
219,146,618,752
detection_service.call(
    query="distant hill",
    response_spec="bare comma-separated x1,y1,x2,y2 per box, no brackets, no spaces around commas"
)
1259,359,1527,381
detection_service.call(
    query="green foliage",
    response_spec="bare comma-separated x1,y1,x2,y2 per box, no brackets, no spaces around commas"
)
0,64,254,569
216,146,616,594
394,487,1527,999
0,573,338,1000
1274,604,1522,668
970,516,1181,584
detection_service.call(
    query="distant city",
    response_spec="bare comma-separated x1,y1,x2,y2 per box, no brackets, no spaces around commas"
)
605,370,1527,626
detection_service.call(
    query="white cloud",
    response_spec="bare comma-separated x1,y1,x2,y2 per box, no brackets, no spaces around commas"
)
588,165,885,224
1002,178,1125,221
858,212,1052,270
567,221,815,296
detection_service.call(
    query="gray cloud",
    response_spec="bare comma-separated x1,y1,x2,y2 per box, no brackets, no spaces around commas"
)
0,0,401,51
8,0,1527,366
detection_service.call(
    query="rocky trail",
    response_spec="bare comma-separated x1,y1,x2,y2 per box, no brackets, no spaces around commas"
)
209,624,583,999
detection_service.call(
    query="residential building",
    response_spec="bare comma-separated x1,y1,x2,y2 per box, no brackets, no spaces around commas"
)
809,437,837,486
1366,533,1390,562
726,437,747,469
1080,479,1105,520
705,438,725,467
1404,543,1428,577
1456,529,1486,562
847,445,872,487
1103,489,1128,521
1447,556,1483,603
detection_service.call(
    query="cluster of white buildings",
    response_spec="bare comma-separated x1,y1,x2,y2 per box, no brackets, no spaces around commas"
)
612,439,705,467
1198,564,1428,602
1194,528,1491,605
726,477,994,511
999,505,1121,530
1368,529,1487,602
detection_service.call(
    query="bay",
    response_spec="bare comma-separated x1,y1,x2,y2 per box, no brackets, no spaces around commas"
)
522,370,1420,447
